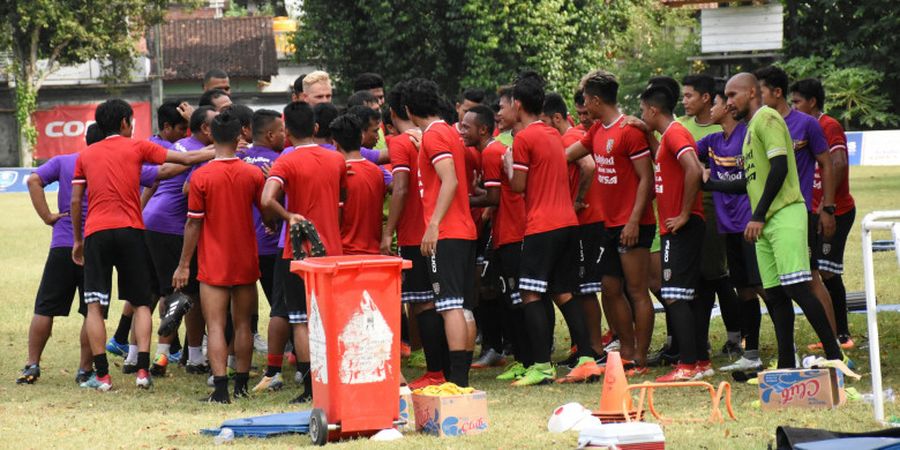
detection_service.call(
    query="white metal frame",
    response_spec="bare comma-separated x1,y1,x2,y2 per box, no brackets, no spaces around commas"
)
861,210,900,422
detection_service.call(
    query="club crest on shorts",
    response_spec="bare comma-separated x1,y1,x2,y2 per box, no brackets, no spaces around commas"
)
823,243,832,255
606,139,614,154
663,268,672,281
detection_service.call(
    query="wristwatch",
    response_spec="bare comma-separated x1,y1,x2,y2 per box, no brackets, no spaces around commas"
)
822,205,836,215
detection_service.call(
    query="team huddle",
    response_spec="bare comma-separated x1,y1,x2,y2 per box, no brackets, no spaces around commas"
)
17,64,856,404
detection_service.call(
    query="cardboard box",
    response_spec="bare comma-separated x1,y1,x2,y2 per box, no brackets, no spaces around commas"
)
758,368,846,410
413,391,489,437
398,387,414,432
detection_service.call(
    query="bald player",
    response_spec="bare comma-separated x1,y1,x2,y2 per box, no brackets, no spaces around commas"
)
708,73,843,368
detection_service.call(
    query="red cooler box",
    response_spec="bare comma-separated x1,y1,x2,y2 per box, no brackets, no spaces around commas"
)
292,255,411,445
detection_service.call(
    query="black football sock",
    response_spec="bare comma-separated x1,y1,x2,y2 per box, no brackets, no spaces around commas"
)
715,278,742,336
558,299,593,359
523,300,551,364
290,361,313,403
233,372,249,397
783,282,842,361
137,352,150,371
416,309,446,373
113,314,132,345
691,287,716,362
824,275,850,337
93,354,109,378
763,287,797,368
447,350,470,387
170,333,182,355
741,297,762,352
211,376,230,403
666,301,696,365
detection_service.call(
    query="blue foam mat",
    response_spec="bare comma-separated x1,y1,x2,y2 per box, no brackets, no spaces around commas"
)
201,410,311,438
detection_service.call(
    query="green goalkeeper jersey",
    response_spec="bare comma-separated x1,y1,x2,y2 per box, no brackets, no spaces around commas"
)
742,106,805,220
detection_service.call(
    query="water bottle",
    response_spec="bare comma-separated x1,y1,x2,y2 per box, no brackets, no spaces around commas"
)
861,389,896,404
214,427,234,445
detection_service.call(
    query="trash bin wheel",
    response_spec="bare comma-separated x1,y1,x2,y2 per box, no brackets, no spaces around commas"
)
309,408,328,446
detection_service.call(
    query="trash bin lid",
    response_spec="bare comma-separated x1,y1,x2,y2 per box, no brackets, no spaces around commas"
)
292,255,412,274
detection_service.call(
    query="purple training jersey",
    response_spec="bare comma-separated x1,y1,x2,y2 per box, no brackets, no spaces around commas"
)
143,135,205,235
33,154,86,248
698,123,751,234
149,135,175,150
784,110,828,211
240,144,282,255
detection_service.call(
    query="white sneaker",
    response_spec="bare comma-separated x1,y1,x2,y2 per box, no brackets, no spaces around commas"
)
295,370,303,385
603,339,621,353
253,334,268,354
719,357,763,372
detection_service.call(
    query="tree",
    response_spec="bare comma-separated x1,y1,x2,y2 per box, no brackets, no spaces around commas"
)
295,0,471,96
0,0,169,165
296,0,696,107
780,56,899,129
784,0,900,128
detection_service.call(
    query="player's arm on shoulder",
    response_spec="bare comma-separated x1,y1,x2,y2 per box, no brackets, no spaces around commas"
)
156,163,193,180
165,147,215,166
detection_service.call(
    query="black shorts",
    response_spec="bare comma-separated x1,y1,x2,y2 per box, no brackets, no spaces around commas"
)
271,253,307,323
83,228,154,308
399,245,434,304
428,239,476,312
518,226,579,296
700,194,729,281
725,232,762,288
815,208,855,275
34,247,85,317
807,212,819,271
600,223,656,278
494,242,523,306
660,215,705,302
144,230,199,296
576,222,606,294
258,253,277,306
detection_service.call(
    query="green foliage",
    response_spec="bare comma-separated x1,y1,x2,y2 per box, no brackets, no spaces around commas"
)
296,0,696,108
611,0,698,115
14,83,37,148
785,0,900,128
0,0,169,163
780,56,899,129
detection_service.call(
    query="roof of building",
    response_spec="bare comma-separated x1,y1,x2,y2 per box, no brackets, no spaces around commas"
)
150,16,278,81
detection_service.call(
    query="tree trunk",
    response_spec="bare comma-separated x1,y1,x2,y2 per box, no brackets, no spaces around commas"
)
19,114,34,167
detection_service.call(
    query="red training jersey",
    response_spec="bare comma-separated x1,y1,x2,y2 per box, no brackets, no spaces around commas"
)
813,114,855,215
482,140,526,247
187,158,264,286
388,135,426,246
655,122,704,235
268,144,348,259
562,126,604,225
512,121,579,235
73,135,168,237
341,158,386,255
417,120,477,241
581,115,655,228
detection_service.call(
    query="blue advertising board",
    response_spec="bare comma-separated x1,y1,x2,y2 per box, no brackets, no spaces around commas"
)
0,168,59,193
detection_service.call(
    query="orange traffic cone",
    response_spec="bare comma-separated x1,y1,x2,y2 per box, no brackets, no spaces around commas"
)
597,351,634,415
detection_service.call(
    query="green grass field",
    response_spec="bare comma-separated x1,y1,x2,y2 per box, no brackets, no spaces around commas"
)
2,166,900,449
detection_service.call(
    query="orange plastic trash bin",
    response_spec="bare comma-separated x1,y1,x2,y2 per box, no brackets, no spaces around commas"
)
291,255,412,445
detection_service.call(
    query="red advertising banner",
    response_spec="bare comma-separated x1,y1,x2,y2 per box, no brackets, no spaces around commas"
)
32,102,152,159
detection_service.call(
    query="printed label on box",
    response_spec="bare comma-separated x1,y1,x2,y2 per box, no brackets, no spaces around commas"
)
759,369,844,410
